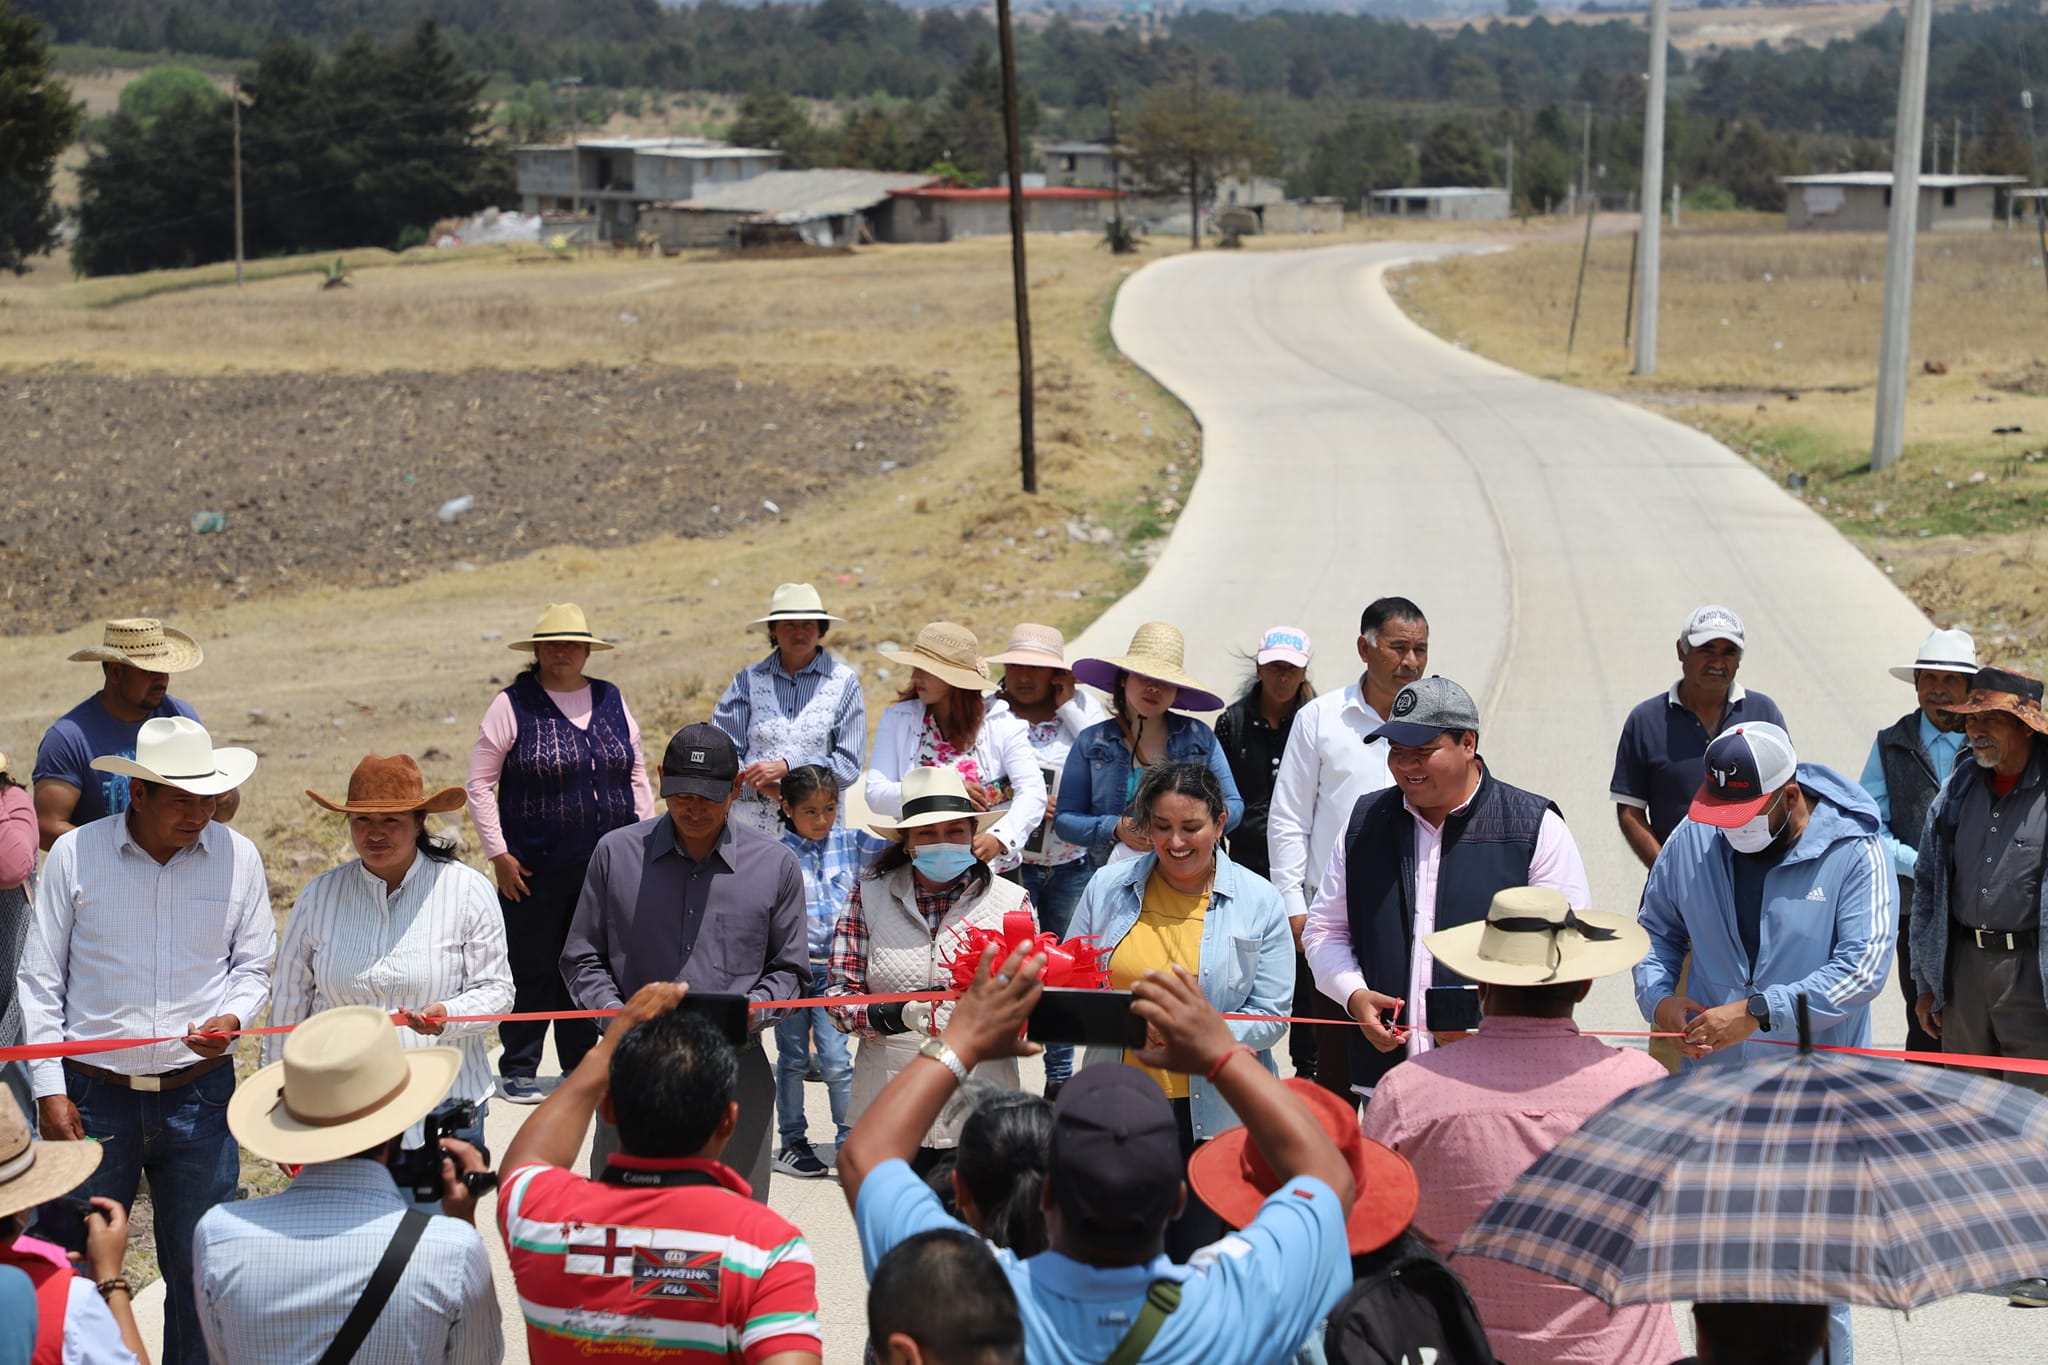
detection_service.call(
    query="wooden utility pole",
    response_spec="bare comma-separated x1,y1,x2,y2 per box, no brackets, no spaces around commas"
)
995,0,1037,494
232,78,244,288
1108,91,1124,237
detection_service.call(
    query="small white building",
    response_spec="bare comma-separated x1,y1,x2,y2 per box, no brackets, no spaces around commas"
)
1780,172,2026,232
515,137,783,241
1368,186,1509,221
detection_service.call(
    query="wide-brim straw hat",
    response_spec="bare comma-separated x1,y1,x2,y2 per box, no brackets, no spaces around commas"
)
510,603,614,652
1890,627,1979,683
68,617,203,672
309,753,465,815
1424,886,1649,987
752,582,845,625
877,621,992,693
229,1005,461,1165
1072,622,1224,714
1944,665,2048,737
0,1090,102,1221
89,716,256,797
985,623,1074,670
867,766,1003,840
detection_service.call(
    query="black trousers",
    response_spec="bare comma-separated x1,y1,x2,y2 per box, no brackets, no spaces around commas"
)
1288,951,1321,1075
1166,1097,1227,1262
1896,876,1941,1056
499,862,602,1078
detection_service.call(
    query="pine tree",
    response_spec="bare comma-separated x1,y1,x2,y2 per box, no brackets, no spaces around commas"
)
0,0,82,272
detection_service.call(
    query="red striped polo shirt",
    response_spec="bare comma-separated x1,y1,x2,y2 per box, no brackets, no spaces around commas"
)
499,1154,821,1362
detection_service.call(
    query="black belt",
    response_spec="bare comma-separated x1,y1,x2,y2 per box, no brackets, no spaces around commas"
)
64,1054,231,1092
1954,922,2039,952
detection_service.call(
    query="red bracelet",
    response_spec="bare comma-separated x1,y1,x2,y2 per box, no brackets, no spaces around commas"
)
1205,1044,1253,1084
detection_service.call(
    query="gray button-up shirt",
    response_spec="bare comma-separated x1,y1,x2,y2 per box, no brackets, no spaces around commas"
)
561,814,808,1016
1951,749,2048,932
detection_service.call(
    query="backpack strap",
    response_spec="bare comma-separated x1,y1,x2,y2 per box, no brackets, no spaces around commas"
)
316,1208,432,1365
1103,1279,1183,1365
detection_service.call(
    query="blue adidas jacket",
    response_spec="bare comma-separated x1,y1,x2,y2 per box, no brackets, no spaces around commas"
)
1633,762,1896,1064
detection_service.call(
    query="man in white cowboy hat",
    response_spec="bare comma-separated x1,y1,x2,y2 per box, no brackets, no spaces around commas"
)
713,583,867,836
1859,626,1977,1055
193,1005,501,1364
16,715,274,1365
1361,888,1678,1365
34,616,234,850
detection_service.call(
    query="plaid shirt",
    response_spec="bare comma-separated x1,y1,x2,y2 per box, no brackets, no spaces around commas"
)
825,874,968,1039
779,826,884,962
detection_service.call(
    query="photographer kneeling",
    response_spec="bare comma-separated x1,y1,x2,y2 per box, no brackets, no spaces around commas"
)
194,1005,502,1364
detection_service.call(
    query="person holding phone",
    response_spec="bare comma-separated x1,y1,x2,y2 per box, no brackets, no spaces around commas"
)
1064,761,1292,1260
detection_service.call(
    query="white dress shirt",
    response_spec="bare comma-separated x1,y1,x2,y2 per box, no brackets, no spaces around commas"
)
19,816,274,1097
267,853,512,1138
1267,679,1392,919
194,1158,502,1365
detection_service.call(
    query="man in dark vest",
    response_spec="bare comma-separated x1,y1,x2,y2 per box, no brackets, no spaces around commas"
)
1858,627,1976,1055
1302,676,1591,1097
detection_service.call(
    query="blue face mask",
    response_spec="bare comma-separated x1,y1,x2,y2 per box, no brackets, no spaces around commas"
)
911,842,980,882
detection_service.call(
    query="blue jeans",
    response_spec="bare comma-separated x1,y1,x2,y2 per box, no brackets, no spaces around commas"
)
1011,858,1092,1085
774,964,851,1149
61,1062,239,1365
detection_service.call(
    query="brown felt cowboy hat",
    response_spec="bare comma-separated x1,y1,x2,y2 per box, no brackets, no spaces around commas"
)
1943,666,2048,737
68,617,203,672
308,754,466,815
0,1090,101,1221
509,603,614,653
229,1006,460,1165
877,621,992,694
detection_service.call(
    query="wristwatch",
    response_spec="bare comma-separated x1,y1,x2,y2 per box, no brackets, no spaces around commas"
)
918,1036,970,1085
1746,993,1772,1033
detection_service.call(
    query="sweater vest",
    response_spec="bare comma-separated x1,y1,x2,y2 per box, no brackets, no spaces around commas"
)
1876,712,1945,864
499,673,639,870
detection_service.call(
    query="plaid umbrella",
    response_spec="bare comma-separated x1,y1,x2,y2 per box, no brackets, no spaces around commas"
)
1455,1038,2048,1310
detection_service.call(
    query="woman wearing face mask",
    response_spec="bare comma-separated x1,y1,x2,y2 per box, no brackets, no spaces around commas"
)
1064,760,1291,1260
1055,622,1245,868
825,767,1039,1171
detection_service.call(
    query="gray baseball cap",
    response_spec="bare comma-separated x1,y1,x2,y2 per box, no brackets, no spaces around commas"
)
1370,676,1481,747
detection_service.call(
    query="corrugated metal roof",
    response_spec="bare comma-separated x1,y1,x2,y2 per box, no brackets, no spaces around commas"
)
1781,173,2027,188
666,169,940,218
638,145,780,161
891,186,1123,200
1370,186,1507,199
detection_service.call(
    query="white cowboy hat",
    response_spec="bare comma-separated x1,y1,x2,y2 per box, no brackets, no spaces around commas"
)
1072,622,1225,714
0,1090,101,1221
228,1006,461,1165
68,617,203,673
751,582,845,625
1424,886,1649,987
1889,627,1979,683
984,623,1074,670
90,716,256,796
877,621,992,694
867,767,1003,840
509,603,614,653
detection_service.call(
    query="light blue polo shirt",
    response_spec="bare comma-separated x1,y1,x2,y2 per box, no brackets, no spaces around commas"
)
855,1159,1350,1365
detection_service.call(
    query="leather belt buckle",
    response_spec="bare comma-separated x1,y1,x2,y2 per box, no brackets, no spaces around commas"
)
132,1074,162,1092
1972,927,2018,951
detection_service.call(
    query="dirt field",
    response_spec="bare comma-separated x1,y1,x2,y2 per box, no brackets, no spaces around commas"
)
1421,0,1988,55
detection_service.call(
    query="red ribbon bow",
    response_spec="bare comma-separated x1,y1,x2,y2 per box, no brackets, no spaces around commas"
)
944,909,1112,992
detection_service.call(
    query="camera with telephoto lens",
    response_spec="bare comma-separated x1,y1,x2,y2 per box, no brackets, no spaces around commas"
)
389,1102,499,1203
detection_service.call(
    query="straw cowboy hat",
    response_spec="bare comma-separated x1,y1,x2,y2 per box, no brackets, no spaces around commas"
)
1424,886,1649,987
308,754,466,816
0,1089,102,1221
877,621,992,693
867,767,1003,841
509,603,614,652
1072,622,1225,714
89,716,256,796
1944,665,2048,737
1890,627,1979,683
229,1005,461,1165
68,617,203,672
752,582,845,625
984,623,1075,670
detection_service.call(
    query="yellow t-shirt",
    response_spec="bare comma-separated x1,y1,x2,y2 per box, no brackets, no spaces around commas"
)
1109,869,1210,1099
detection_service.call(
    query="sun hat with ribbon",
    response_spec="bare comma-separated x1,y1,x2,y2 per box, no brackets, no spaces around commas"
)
1071,623,1225,714
509,603,614,653
1944,665,2048,737
1424,886,1649,987
984,623,1074,670
866,767,1002,840
89,716,256,796
0,1089,102,1221
68,617,203,672
1890,627,1979,683
1189,1076,1418,1255
751,582,845,625
229,1005,462,1165
308,754,466,816
877,621,992,693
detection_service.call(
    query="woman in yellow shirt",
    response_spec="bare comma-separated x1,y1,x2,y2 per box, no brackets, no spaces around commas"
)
1064,761,1294,1259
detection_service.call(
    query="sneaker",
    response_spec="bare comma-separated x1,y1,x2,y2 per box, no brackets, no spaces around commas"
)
804,1064,825,1083
2009,1277,2048,1307
776,1145,830,1179
499,1077,546,1105
1043,1079,1066,1102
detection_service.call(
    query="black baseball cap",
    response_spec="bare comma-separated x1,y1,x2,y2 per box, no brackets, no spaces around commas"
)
1047,1065,1183,1248
660,723,740,799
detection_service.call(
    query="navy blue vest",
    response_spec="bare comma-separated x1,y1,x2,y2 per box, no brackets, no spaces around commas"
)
500,673,639,870
1342,766,1561,992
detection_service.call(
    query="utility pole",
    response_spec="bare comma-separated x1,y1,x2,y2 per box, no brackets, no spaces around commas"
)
1504,138,1515,209
1873,0,1933,472
1108,90,1125,238
1580,101,1593,210
554,77,583,218
994,0,1037,494
1633,0,1668,376
1188,55,1203,252
231,77,244,289
1929,122,1941,175
1953,114,1962,174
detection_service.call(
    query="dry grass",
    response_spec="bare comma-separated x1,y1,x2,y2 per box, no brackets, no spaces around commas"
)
1420,1,1956,55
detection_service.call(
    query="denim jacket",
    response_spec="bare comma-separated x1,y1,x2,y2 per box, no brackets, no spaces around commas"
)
1065,849,1292,1142
1052,714,1245,867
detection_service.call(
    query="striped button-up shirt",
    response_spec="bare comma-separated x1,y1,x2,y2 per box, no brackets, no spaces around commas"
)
267,853,512,1126
195,1158,502,1365
19,815,274,1097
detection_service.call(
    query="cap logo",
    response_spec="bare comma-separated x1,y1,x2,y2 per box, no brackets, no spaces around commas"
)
689,750,706,765
1709,763,1735,789
1392,690,1418,717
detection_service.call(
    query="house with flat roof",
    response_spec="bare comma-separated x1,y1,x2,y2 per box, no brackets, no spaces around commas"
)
1780,172,2027,231
515,137,782,240
1368,186,1509,221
